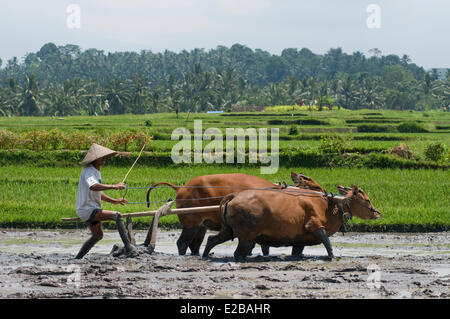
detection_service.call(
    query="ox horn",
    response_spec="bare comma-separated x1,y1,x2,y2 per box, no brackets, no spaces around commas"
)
298,173,311,181
328,193,348,205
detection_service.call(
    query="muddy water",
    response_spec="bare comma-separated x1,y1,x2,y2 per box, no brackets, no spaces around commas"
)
0,229,448,298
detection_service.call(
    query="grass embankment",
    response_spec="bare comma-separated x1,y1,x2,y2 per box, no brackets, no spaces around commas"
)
0,166,448,232
0,149,448,170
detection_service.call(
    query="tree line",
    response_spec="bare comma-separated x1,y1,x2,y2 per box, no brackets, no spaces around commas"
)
0,43,449,116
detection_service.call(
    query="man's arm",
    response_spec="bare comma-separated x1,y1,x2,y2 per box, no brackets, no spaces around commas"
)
89,182,126,192
101,192,128,205
90,182,128,205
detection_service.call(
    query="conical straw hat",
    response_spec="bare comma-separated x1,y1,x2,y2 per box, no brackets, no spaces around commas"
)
80,143,117,166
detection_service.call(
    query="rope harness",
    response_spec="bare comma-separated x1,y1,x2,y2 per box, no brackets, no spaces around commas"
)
121,183,374,235
122,184,330,205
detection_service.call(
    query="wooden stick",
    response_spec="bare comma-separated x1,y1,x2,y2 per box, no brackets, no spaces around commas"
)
121,142,147,184
61,205,220,222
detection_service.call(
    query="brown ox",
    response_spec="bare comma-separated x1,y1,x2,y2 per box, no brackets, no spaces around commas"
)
146,172,323,256
202,185,380,261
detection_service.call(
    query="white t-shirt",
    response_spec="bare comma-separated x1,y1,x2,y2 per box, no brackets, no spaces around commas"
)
76,165,102,221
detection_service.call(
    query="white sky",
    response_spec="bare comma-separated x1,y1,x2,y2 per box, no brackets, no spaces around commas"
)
0,0,449,69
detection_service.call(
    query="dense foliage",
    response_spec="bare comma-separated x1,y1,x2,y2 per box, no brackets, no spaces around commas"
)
0,43,449,116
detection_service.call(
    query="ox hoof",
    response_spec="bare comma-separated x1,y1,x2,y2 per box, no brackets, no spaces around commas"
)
110,244,125,257
126,246,138,258
202,252,214,259
110,243,139,258
110,243,120,254
146,245,155,254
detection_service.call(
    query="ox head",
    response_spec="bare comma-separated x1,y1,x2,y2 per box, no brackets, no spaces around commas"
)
291,172,325,192
336,185,381,220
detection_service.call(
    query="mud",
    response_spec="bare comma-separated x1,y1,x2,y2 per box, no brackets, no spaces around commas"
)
0,229,448,299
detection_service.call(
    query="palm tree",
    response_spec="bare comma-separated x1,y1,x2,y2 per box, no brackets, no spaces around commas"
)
19,74,41,116
215,67,240,110
70,78,86,113
423,72,433,95
0,78,21,116
42,83,68,116
355,75,385,109
165,73,183,117
192,64,214,112
337,74,356,109
401,54,411,66
304,77,318,107
180,71,195,112
285,76,303,105
368,48,382,58
0,87,7,116
316,81,331,111
431,78,450,108
105,79,131,114
131,74,150,114
269,82,289,106
149,85,163,113
179,64,215,112
83,79,103,115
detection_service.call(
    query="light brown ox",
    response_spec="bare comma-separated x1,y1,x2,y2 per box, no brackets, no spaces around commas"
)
146,172,323,256
202,185,380,261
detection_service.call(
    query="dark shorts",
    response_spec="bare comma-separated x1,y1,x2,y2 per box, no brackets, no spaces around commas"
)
86,208,102,226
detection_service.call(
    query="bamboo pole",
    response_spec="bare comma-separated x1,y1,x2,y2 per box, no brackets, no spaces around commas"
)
121,142,147,184
61,205,220,222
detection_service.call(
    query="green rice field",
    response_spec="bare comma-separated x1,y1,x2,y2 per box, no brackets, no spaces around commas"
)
0,165,448,231
0,109,449,231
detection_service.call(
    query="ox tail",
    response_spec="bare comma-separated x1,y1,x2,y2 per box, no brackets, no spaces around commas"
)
146,182,179,208
219,193,236,239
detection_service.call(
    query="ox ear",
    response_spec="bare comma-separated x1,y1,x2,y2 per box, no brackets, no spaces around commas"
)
351,185,360,197
291,172,301,184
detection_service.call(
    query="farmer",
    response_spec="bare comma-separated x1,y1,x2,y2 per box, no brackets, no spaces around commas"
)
75,143,137,259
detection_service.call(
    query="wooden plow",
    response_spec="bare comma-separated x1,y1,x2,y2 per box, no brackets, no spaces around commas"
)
61,202,220,253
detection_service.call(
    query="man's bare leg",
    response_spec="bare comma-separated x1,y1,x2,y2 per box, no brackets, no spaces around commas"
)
75,210,136,259
75,221,104,259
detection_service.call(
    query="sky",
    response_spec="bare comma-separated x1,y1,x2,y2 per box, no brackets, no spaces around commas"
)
0,0,449,69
